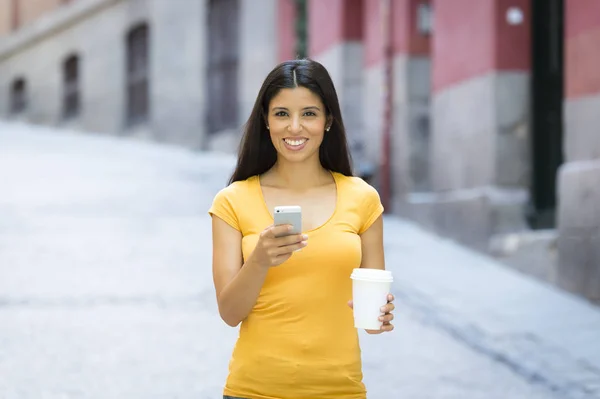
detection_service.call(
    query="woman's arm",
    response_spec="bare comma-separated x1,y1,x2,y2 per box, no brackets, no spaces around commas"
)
359,215,385,271
359,215,395,334
211,216,269,327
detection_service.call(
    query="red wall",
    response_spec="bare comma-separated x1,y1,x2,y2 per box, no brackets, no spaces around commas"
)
432,0,530,92
394,0,431,56
364,0,383,66
495,0,530,70
365,0,431,68
308,0,343,57
277,0,296,62
565,0,600,99
308,0,363,57
343,0,363,41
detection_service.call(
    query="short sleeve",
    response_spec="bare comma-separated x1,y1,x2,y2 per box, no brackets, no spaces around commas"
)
358,183,384,234
208,187,241,231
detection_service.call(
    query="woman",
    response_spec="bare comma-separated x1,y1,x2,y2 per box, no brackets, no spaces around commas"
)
209,59,395,399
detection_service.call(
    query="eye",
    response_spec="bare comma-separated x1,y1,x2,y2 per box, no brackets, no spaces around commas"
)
275,111,288,117
304,111,317,117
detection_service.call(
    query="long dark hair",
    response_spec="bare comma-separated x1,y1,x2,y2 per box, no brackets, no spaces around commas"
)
228,59,353,184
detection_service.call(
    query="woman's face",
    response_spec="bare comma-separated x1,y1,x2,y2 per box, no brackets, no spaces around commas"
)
266,86,330,164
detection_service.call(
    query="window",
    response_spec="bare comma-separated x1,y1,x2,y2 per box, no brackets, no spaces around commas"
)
63,54,80,119
417,3,433,36
206,0,240,133
10,78,26,114
126,23,150,125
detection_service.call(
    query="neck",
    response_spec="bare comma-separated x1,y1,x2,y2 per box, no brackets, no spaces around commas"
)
268,157,331,190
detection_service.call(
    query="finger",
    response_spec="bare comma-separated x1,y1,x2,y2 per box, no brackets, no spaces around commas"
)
379,313,394,323
275,233,307,247
274,240,307,255
347,300,353,309
260,225,276,238
381,302,395,313
380,323,394,332
387,293,395,302
269,224,294,237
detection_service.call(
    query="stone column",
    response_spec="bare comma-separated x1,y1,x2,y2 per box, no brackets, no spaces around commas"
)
239,0,278,123
362,0,384,178
390,0,432,201
277,0,297,63
150,0,207,148
308,0,366,174
362,0,432,203
426,0,531,249
557,0,600,301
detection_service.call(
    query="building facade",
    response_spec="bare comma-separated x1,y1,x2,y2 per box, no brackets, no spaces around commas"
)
0,0,598,303
306,0,599,303
0,0,279,150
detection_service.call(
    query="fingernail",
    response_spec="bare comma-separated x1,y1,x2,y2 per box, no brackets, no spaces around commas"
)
380,307,386,312
302,234,308,240
378,316,384,321
301,241,308,246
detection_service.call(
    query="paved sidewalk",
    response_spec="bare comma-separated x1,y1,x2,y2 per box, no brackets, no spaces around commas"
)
379,218,600,399
0,121,599,399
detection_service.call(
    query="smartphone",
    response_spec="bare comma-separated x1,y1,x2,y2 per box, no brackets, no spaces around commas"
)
273,206,302,237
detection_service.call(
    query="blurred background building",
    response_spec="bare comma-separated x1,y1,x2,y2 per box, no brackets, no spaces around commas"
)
0,0,598,304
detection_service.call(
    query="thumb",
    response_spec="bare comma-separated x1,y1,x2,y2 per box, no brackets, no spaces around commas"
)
347,300,353,309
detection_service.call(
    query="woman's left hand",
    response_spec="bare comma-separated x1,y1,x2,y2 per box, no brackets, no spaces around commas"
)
348,294,395,334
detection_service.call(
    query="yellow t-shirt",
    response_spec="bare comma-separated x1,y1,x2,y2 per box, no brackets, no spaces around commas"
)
208,171,384,399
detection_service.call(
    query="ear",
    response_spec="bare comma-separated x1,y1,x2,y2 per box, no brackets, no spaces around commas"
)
326,115,333,131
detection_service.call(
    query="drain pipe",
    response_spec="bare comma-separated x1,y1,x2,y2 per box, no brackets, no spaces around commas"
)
380,0,394,212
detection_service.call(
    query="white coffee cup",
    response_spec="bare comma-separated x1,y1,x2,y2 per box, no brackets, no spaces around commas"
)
350,268,394,330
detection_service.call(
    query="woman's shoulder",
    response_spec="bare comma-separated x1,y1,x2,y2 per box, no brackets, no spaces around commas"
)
334,172,379,196
333,172,384,232
220,176,257,194
209,176,259,229
211,176,257,208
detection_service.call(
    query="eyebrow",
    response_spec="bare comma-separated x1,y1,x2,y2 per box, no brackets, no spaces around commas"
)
272,106,321,111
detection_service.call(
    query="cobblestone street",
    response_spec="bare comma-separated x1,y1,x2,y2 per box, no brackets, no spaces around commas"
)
1,122,599,399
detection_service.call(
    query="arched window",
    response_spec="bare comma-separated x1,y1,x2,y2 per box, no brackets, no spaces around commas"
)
63,54,80,119
206,0,239,133
126,23,150,125
10,78,26,114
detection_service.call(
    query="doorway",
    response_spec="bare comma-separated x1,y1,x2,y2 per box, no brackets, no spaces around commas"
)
528,0,564,229
206,0,240,134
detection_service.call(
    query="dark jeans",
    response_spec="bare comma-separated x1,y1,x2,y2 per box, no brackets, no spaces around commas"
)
223,396,246,399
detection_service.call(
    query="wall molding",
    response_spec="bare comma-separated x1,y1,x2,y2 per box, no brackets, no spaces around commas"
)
0,0,123,61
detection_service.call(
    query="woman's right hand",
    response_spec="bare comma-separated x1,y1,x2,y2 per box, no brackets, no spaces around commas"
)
249,225,308,268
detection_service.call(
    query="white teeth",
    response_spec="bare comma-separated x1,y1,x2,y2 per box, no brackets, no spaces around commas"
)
284,138,307,146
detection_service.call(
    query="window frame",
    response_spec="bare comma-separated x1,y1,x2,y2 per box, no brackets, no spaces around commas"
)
126,23,150,126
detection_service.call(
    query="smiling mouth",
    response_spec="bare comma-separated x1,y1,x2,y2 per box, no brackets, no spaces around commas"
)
283,138,308,146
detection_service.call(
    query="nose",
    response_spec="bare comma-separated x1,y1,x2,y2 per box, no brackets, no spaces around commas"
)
288,116,302,134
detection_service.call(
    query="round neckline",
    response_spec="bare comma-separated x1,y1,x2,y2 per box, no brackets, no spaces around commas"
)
255,171,340,234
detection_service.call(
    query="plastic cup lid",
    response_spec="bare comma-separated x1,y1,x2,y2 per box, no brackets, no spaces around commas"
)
350,268,393,282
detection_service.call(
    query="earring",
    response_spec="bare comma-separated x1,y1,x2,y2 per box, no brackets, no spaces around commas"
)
326,126,330,132
266,125,270,130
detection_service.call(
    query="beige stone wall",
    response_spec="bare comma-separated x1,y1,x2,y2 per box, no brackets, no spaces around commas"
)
0,0,71,37
0,0,14,37
19,0,63,28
